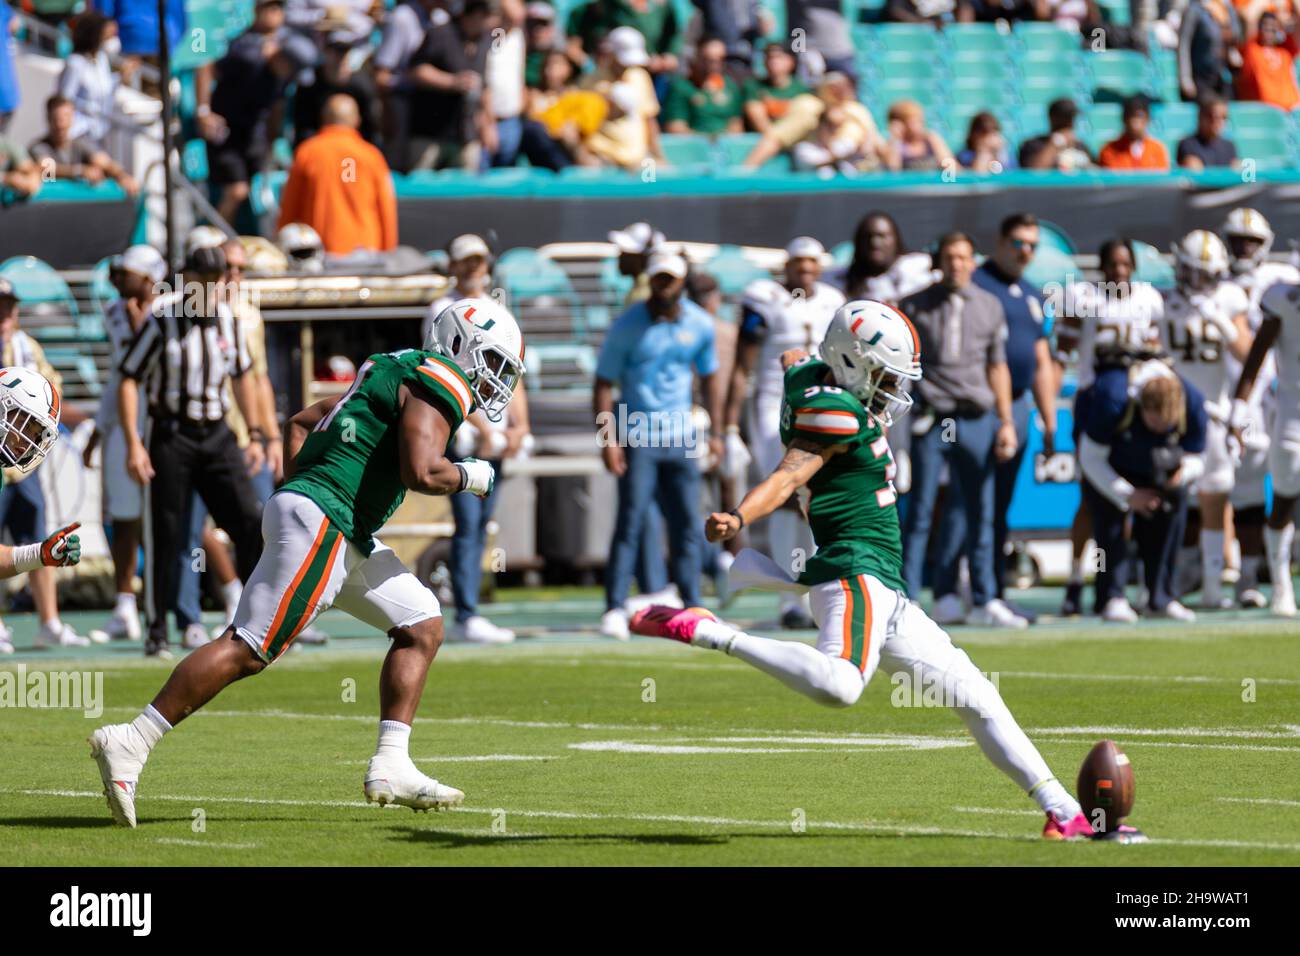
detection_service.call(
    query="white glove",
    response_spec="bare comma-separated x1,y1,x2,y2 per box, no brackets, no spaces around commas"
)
719,428,751,480
456,457,496,496
1227,397,1253,433
1199,302,1239,344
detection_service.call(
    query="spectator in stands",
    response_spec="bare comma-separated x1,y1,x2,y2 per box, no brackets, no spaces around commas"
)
661,37,744,136
1178,0,1242,101
567,0,682,93
57,11,122,148
887,100,953,172
520,49,600,169
886,0,975,25
970,212,1060,619
29,95,139,194
957,111,1016,173
1099,96,1170,171
743,72,892,171
827,210,934,306
0,1,19,133
594,251,722,640
407,0,494,171
203,4,317,226
524,2,559,88
94,0,186,92
581,27,666,170
373,0,452,171
899,232,1026,630
284,0,375,48
293,34,381,147
1079,361,1207,621
0,278,94,649
0,136,41,198
609,220,665,306
485,0,528,167
1235,7,1300,110
1018,98,1094,171
421,232,494,345
742,42,811,135
278,94,398,255
786,0,857,75
1177,93,1239,169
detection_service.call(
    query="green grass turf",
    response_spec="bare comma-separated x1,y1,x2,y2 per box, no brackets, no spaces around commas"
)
1,589,1298,866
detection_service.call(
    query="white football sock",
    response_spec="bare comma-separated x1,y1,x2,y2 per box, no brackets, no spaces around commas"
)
1030,777,1083,824
1201,530,1225,594
115,592,137,618
132,705,171,751
220,579,244,613
1067,554,1084,586
1266,523,1295,590
692,620,864,707
376,720,412,760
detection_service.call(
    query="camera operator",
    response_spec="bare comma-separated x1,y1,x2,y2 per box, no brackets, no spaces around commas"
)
1078,360,1208,623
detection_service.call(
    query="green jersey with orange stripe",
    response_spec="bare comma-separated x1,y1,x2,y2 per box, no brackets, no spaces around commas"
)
280,349,474,554
778,357,906,591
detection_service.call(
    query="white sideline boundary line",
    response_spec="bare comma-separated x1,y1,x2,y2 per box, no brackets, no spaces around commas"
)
11,788,1299,853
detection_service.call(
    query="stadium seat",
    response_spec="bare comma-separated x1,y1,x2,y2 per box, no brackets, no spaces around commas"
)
870,24,944,58
1037,220,1078,256
1088,50,1153,102
90,255,119,315
1014,22,1083,61
705,245,771,295
1152,102,1199,141
830,241,853,267
496,248,577,300
522,343,597,394
0,256,80,341
599,255,634,305
1234,128,1295,168
1229,101,1292,134
182,139,209,183
1131,239,1175,289
1022,246,1079,291
946,23,1012,58
248,170,288,217
660,135,715,167
716,133,762,167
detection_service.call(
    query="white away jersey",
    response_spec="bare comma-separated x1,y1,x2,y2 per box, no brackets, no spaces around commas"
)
824,252,935,306
1260,281,1300,400
1060,280,1164,387
1161,281,1250,412
1229,262,1296,404
740,278,845,401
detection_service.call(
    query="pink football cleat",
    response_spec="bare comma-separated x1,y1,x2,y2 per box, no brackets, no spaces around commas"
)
1042,812,1096,840
628,605,717,643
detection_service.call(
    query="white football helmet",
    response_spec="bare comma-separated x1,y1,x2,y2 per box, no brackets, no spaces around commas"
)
1221,207,1275,274
277,223,325,273
1173,229,1230,291
818,299,922,426
423,297,525,422
0,367,60,473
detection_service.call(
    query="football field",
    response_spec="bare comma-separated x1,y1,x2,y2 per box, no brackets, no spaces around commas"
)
2,587,1299,866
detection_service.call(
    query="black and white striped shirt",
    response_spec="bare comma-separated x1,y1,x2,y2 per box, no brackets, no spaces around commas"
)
119,292,252,424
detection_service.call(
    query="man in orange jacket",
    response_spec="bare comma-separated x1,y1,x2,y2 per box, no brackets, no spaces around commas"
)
277,93,398,255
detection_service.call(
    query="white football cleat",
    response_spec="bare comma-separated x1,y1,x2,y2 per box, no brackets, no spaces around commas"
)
1271,579,1297,617
88,724,152,828
626,586,684,614
447,615,515,645
600,608,630,641
932,593,967,625
965,598,1028,629
1101,597,1139,623
0,637,12,655
1151,600,1197,622
34,621,91,649
90,611,142,644
364,755,464,812
182,624,211,650
1238,587,1268,609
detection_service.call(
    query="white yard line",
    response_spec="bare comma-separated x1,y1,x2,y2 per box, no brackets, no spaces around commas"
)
153,837,258,850
10,788,1298,852
336,755,561,764
1217,797,1300,807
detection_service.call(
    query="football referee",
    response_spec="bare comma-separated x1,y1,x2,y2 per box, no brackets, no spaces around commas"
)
118,244,269,657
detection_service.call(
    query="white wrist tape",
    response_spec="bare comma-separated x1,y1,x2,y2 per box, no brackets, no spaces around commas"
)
13,543,43,573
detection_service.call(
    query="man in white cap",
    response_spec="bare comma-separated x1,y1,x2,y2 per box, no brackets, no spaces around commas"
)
421,233,531,645
580,26,665,170
721,237,844,628
608,221,664,308
85,244,168,643
594,250,723,638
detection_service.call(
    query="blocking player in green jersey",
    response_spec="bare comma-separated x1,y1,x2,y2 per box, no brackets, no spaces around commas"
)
631,300,1120,841
89,299,526,827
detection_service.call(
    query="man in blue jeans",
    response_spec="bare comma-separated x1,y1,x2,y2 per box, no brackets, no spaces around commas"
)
899,232,1026,629
594,251,723,639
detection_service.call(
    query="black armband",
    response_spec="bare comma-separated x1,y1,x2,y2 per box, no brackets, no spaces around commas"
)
728,508,745,529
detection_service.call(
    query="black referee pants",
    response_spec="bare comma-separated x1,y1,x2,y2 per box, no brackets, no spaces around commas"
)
144,418,264,645
1081,477,1187,613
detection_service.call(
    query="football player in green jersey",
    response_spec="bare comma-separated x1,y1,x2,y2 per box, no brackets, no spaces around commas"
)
89,299,525,828
632,300,1114,841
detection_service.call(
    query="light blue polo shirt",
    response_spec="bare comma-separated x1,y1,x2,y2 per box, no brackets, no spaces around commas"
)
596,299,718,418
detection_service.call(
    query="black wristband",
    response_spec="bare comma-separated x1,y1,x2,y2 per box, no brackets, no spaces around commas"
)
455,462,468,493
728,508,745,529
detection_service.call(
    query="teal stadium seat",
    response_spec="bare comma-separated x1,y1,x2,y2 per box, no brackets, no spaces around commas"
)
1132,240,1175,289
1228,101,1292,134
870,24,945,58
1037,220,1078,256
946,23,1012,58
496,248,577,301
1233,128,1295,168
706,246,770,296
716,133,762,167
0,256,81,341
1089,50,1153,102
1153,102,1198,142
90,256,119,315
830,241,853,267
1015,22,1083,61
659,135,715,166
599,255,634,306
182,138,209,182
1022,246,1079,291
